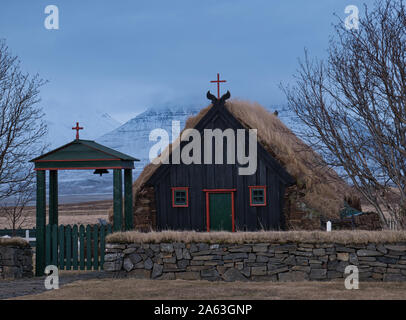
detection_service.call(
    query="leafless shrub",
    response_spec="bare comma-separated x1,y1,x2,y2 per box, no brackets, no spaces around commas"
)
0,179,34,235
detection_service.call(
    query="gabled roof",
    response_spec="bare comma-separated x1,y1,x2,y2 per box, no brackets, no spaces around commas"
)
147,102,295,186
31,139,139,170
131,99,351,218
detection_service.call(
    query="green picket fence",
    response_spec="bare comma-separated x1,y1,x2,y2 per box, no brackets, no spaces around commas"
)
45,224,112,271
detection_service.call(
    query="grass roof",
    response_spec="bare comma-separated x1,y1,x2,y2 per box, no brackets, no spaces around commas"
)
130,100,351,219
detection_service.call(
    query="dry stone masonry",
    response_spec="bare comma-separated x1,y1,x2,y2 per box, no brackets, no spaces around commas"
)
104,241,406,281
0,244,33,279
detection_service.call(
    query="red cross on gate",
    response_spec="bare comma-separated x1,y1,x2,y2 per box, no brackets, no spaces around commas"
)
72,122,83,140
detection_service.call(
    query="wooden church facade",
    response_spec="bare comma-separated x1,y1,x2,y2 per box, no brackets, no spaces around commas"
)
133,92,295,232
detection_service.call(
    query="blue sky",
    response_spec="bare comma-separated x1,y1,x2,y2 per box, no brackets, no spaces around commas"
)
0,0,373,123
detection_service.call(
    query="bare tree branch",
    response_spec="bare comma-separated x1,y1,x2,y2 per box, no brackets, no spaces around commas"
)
0,39,48,202
281,0,406,229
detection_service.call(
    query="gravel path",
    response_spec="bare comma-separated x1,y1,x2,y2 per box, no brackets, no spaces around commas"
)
0,271,113,299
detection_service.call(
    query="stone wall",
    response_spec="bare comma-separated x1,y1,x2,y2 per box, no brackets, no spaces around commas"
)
104,241,406,281
0,245,33,279
283,186,323,230
133,186,156,232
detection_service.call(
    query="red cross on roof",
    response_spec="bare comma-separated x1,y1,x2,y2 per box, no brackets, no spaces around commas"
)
210,73,227,99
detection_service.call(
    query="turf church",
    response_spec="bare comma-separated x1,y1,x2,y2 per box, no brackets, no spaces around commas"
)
109,75,352,232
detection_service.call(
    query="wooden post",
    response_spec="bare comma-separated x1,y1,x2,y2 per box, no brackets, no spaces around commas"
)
79,225,85,270
45,225,51,267
93,225,99,270
113,169,123,231
66,225,72,270
59,225,65,269
86,224,92,270
124,169,133,231
51,224,58,266
100,225,106,269
49,170,58,226
72,225,78,270
35,170,46,276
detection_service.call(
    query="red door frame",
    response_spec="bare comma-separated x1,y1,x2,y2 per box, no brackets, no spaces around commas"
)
203,189,236,232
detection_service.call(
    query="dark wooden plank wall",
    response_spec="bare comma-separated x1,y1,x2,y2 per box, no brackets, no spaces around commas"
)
152,108,288,231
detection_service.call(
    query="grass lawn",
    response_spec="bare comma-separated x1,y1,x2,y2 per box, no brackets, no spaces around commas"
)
11,278,406,300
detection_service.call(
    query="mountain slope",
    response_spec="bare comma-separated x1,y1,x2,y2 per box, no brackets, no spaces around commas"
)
96,105,203,177
45,111,122,148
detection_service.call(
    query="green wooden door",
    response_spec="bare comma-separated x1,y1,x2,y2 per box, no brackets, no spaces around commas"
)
209,193,233,231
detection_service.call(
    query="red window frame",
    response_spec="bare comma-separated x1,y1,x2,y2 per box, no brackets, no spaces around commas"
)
171,187,189,207
249,186,267,207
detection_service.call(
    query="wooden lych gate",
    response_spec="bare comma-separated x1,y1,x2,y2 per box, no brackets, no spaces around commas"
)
30,124,139,276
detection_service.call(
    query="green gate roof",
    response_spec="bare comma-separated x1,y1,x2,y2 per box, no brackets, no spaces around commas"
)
30,139,139,170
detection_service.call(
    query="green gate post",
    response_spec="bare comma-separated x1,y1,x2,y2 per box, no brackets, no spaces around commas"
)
45,225,51,267
35,170,46,276
79,225,85,270
72,225,78,270
100,225,106,269
93,225,99,270
113,169,123,231
51,224,58,266
66,225,72,270
86,225,92,270
124,169,133,231
49,170,58,225
59,225,65,270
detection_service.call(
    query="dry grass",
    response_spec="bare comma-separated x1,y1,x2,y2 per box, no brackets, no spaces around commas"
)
0,214,109,229
120,100,352,225
0,200,111,229
106,230,406,245
12,278,406,300
0,237,29,247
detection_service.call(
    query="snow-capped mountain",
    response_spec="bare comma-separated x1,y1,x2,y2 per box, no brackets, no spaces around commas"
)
96,104,203,177
56,105,202,196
